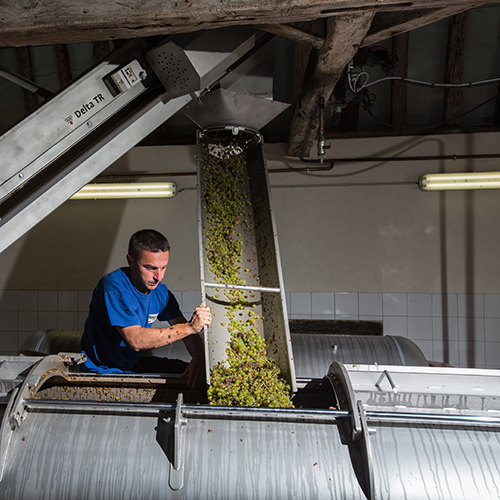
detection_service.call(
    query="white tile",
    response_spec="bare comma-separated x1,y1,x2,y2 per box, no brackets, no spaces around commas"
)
485,318,500,342
291,293,311,316
58,291,78,312
38,311,58,331
383,293,407,316
359,315,383,322
38,291,58,311
485,342,500,369
432,340,459,367
290,313,311,320
432,294,458,317
19,291,38,311
458,317,485,342
383,316,407,337
0,331,18,354
335,315,359,321
0,290,18,311
0,311,18,331
335,293,358,317
182,291,202,313
78,290,93,312
359,293,382,316
311,313,335,320
484,295,500,318
432,317,459,341
459,341,485,369
457,294,484,318
58,311,79,330
407,294,432,317
77,312,88,330
446,340,460,367
407,316,433,341
312,293,334,315
19,311,38,332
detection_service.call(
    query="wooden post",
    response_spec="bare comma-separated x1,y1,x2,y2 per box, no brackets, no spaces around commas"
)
391,31,409,129
443,11,468,127
15,46,38,112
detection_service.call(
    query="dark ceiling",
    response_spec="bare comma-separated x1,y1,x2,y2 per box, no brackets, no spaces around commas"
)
1,3,500,150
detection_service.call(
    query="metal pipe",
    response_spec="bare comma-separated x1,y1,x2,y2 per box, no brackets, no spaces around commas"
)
366,411,500,427
25,398,348,422
94,153,500,180
25,398,500,427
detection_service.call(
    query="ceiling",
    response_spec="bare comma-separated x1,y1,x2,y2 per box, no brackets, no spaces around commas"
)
1,1,500,157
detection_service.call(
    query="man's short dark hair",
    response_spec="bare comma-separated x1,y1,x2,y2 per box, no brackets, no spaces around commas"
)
128,229,170,260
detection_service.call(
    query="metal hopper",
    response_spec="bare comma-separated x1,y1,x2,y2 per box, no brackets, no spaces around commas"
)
197,127,296,391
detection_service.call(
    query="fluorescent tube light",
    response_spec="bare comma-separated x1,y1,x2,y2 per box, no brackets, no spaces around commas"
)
70,182,177,199
418,172,500,191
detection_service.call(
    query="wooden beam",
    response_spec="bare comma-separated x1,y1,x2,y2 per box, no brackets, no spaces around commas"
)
443,11,468,126
391,31,409,128
0,0,494,47
287,13,375,157
293,42,314,104
54,44,72,88
361,2,483,47
258,20,326,49
15,46,38,112
93,40,112,63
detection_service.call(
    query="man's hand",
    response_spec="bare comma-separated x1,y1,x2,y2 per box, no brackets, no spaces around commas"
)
189,306,212,333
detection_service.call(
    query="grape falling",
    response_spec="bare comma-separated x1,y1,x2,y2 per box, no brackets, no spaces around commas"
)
200,136,293,408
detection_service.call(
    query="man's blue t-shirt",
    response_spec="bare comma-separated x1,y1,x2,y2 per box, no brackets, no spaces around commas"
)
81,267,182,373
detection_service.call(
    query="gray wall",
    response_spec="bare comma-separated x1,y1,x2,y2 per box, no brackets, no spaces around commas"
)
1,131,499,367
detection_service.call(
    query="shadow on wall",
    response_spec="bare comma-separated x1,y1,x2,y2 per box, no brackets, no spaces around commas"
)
439,133,477,367
0,199,127,291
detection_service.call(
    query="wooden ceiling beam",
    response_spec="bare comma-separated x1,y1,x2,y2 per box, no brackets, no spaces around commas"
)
443,11,468,126
0,0,494,47
54,44,72,88
15,47,38,112
391,31,409,129
257,20,326,49
287,13,375,157
360,2,483,47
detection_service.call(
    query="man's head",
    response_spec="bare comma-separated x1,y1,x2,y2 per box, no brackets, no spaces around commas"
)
127,229,171,293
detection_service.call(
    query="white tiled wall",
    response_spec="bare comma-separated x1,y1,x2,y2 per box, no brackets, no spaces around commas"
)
1,289,499,369
287,292,500,369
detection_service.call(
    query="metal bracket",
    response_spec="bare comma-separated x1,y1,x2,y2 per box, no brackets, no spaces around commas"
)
328,362,362,440
169,393,187,490
357,400,376,500
375,369,398,393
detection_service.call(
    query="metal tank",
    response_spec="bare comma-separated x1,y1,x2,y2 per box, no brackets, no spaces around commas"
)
1,354,500,499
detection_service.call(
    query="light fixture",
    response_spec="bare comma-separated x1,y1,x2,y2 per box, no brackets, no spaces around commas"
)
70,182,177,199
418,172,500,191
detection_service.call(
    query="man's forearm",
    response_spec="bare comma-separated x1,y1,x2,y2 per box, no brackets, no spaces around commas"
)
117,322,199,351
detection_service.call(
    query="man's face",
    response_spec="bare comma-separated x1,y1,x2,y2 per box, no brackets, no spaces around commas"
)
127,250,170,293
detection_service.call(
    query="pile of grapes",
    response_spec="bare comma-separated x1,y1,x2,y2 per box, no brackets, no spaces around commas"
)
200,136,293,408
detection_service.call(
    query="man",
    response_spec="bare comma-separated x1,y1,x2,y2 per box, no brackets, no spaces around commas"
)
81,229,211,388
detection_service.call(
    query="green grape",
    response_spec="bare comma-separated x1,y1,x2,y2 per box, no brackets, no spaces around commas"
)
200,132,293,409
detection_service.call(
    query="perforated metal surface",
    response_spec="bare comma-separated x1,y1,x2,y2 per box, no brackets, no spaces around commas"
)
146,42,198,98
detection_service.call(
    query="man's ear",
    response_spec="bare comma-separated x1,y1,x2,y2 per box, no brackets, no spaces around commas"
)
126,254,133,267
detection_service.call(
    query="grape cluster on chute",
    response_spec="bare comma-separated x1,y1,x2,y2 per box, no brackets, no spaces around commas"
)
200,135,293,408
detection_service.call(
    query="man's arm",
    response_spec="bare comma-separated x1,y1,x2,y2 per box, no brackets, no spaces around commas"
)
116,306,211,352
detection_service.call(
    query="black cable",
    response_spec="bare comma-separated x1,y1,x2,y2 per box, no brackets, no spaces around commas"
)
366,90,500,130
